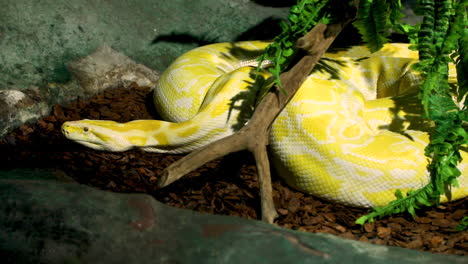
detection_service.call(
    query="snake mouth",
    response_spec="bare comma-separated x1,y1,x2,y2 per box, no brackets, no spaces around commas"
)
73,140,105,150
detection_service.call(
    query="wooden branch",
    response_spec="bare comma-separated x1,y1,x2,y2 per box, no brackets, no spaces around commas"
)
158,21,351,223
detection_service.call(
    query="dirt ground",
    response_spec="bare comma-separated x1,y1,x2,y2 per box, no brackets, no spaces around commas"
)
1,83,466,256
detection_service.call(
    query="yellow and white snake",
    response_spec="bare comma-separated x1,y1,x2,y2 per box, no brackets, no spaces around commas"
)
62,41,468,208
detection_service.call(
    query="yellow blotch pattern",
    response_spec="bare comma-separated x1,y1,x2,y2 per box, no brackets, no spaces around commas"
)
177,125,200,138
153,132,169,146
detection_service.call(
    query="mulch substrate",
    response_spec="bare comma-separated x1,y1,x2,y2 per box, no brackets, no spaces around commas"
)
1,83,466,256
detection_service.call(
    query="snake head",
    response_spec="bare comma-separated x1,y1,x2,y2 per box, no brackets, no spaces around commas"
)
61,120,134,152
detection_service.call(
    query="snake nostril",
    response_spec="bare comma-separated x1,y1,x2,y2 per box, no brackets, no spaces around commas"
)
83,127,89,132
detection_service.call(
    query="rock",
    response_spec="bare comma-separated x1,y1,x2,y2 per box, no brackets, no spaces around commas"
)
0,0,289,90
0,0,289,137
0,45,159,138
66,45,160,95
0,169,466,264
0,88,49,138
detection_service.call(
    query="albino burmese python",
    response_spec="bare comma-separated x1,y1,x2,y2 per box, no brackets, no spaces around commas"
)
62,41,468,207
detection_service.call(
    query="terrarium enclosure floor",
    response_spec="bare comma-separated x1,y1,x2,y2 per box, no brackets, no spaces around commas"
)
0,83,466,256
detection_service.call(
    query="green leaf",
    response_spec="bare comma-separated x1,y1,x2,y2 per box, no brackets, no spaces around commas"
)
456,216,468,231
283,48,294,57
394,189,404,199
289,14,299,23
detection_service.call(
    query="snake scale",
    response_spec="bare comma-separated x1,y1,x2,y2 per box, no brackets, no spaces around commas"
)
62,41,468,207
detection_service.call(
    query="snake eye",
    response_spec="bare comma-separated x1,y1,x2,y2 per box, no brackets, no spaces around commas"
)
83,127,89,132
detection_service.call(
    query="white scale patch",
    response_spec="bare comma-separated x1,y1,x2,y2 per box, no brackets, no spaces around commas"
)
174,97,194,109
389,168,420,180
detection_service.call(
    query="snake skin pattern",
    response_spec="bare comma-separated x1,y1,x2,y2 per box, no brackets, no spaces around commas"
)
62,41,468,207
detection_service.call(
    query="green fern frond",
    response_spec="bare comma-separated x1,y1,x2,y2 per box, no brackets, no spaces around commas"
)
353,0,393,51
415,0,436,62
257,0,356,89
355,184,438,224
229,0,331,130
257,0,328,89
454,7,468,105
356,0,468,226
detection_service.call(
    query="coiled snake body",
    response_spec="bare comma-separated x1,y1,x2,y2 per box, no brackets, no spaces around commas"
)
62,41,468,207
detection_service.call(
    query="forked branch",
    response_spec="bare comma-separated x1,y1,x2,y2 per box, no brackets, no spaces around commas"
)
157,21,350,223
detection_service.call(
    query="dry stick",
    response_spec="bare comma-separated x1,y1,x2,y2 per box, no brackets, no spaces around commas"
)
158,22,349,223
